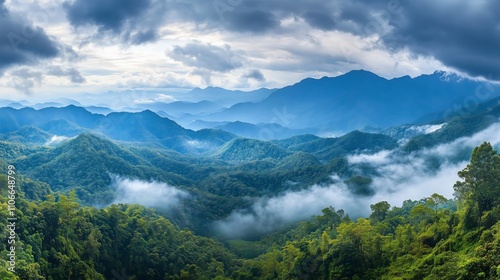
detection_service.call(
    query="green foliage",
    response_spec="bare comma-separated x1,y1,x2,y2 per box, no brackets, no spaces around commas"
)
284,130,397,161
10,133,361,234
0,141,47,161
2,133,500,278
454,143,500,215
370,201,390,223
212,138,291,162
0,191,238,279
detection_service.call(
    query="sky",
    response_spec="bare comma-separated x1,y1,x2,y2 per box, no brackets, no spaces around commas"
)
0,0,498,98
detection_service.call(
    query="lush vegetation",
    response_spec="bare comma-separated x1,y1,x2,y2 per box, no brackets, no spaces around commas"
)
229,142,500,280
8,133,375,234
0,142,499,279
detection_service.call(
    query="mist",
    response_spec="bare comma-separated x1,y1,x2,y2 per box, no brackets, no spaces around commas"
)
111,175,189,209
214,121,500,240
45,135,70,146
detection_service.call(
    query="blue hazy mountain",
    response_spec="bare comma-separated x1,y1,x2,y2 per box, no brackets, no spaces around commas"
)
204,70,500,132
5,102,26,109
74,87,274,111
0,99,30,107
136,100,224,117
214,121,317,140
84,106,114,115
0,106,235,153
185,87,274,107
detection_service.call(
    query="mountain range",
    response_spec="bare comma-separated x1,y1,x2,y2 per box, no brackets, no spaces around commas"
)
4,70,498,139
0,105,235,153
202,70,500,132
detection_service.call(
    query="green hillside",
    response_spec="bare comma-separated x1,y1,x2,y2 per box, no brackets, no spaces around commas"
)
1,142,499,279
211,138,292,161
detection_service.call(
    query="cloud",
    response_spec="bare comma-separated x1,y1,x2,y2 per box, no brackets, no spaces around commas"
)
133,98,155,105
8,68,43,94
7,65,86,94
214,179,357,239
132,93,177,104
64,0,167,45
381,0,500,80
45,135,70,146
155,93,177,102
348,150,392,165
2,0,495,94
243,69,265,82
47,66,86,83
0,1,59,72
407,124,445,135
302,11,336,31
111,175,189,209
167,0,499,81
169,42,244,72
223,9,279,33
214,120,500,239
214,161,461,239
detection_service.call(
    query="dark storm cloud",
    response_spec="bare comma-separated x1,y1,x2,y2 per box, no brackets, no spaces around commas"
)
63,0,166,44
60,0,498,80
383,0,500,80
224,9,279,33
65,0,151,31
303,11,336,31
0,1,59,72
169,42,243,72
215,0,500,81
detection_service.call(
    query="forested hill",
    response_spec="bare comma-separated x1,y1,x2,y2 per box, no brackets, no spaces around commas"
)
1,142,500,279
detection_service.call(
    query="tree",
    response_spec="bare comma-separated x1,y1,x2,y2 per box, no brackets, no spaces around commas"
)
370,201,391,223
454,142,500,216
426,193,447,215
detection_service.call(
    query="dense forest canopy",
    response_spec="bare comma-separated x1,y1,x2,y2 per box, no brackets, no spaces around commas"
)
0,142,499,279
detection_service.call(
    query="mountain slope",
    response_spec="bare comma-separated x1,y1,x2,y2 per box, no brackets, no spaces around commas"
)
211,138,291,161
214,121,316,140
15,134,152,195
137,100,224,117
403,103,500,152
288,130,398,161
0,126,53,145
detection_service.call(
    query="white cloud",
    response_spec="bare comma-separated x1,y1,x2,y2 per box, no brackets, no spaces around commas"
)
214,159,462,239
409,123,445,134
132,93,177,104
155,93,176,102
348,150,392,165
133,98,155,104
111,175,189,209
45,135,70,146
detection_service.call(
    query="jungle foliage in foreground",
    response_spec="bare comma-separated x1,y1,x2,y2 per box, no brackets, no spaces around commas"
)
0,142,499,279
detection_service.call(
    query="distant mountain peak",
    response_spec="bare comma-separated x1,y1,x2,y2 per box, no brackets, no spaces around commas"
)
340,69,386,80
